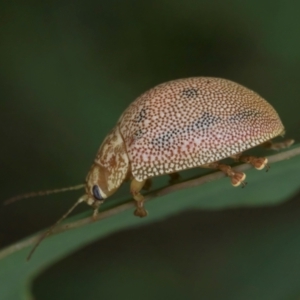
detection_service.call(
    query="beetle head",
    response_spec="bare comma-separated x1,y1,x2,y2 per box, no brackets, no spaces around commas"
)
83,126,130,209
84,163,114,207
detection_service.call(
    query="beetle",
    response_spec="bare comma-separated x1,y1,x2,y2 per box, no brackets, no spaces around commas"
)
84,77,292,217
6,77,293,259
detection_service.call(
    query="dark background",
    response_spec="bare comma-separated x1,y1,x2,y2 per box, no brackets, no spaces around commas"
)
1,1,300,299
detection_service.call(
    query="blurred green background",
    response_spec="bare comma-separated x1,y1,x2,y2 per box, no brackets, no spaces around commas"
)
1,0,300,299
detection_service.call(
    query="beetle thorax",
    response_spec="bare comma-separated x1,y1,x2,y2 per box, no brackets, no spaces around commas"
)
85,126,130,199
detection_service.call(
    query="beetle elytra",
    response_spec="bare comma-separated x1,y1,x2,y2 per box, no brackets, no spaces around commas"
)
84,77,293,217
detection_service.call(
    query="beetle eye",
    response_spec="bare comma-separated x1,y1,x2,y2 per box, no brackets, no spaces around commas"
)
92,185,103,200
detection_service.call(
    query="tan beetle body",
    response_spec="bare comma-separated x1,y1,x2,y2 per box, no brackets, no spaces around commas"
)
85,77,289,217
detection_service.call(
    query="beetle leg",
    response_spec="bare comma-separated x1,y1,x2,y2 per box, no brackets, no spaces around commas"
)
169,172,181,184
206,162,246,187
261,139,294,150
130,179,148,217
231,154,269,171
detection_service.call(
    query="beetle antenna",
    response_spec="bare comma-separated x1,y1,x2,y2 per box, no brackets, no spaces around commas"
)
27,195,88,261
4,184,85,205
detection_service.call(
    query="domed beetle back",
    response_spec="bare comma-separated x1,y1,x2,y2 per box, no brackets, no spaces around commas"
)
86,77,292,216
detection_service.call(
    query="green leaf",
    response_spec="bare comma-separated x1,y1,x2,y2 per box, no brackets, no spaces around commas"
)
1,150,300,300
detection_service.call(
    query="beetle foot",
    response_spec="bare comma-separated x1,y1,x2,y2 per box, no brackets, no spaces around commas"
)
134,207,148,218
230,172,246,187
207,162,246,187
262,139,294,150
251,157,268,170
134,197,148,218
231,154,269,171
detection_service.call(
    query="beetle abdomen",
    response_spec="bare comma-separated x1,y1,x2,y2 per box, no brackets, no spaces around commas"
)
119,77,284,181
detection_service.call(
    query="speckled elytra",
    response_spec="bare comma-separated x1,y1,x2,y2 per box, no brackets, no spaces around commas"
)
6,77,294,259
85,77,292,217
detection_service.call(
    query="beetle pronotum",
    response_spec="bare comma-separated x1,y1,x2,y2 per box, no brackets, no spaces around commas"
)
5,77,294,259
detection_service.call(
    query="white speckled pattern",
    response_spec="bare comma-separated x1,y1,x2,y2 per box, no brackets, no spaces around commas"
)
117,77,284,181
